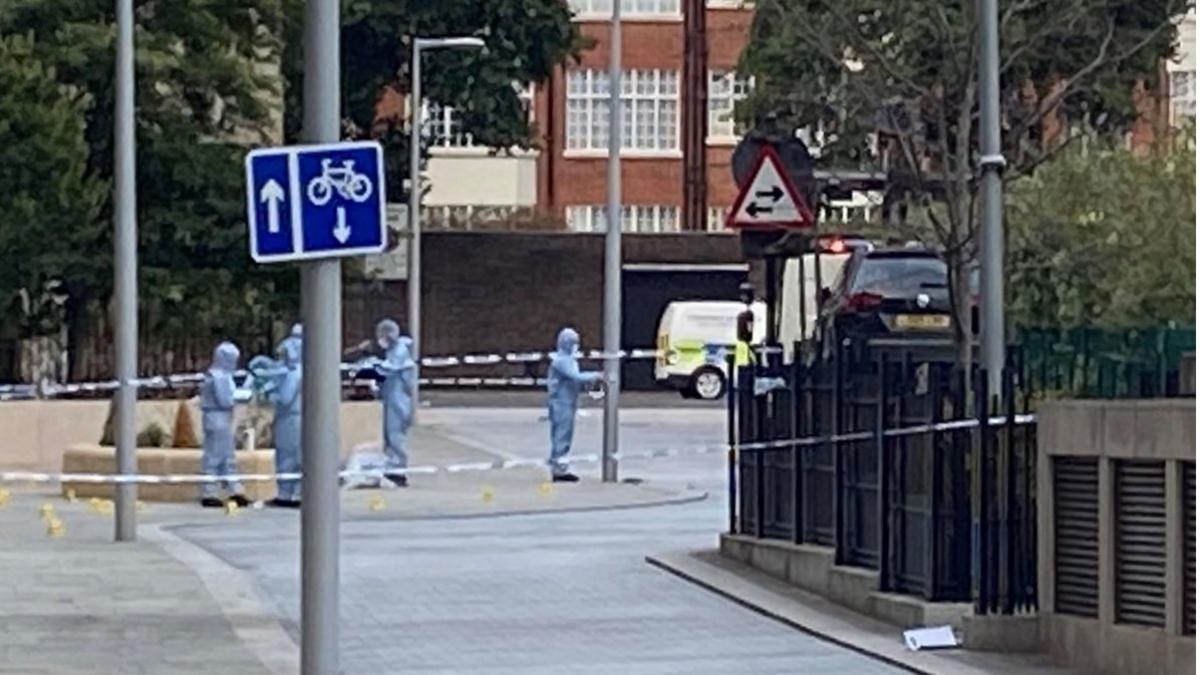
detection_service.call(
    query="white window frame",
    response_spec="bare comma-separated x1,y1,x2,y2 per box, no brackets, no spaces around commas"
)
568,0,682,22
417,84,536,155
1169,68,1196,127
707,70,753,143
566,205,680,233
706,206,731,232
707,0,754,8
565,69,680,156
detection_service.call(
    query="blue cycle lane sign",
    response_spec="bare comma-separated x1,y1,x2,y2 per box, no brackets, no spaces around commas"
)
244,140,387,263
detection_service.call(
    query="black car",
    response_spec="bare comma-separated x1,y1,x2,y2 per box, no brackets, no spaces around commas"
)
816,248,976,349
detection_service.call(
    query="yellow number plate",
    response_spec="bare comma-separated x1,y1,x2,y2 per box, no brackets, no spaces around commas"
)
895,314,951,329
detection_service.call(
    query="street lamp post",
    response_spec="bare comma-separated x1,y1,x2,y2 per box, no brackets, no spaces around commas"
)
408,36,485,414
112,0,138,543
601,0,622,483
978,0,1007,399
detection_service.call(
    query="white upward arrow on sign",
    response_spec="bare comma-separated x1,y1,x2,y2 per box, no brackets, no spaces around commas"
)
726,146,814,229
259,179,285,234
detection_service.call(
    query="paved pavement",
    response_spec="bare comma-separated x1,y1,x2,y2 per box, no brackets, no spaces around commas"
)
0,405,908,674
173,407,903,674
0,493,282,675
177,484,901,674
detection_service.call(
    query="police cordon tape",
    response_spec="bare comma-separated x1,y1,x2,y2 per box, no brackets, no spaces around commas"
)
0,346,683,400
0,413,1035,485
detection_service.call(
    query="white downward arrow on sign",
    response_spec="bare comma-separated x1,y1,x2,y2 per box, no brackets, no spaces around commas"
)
333,206,352,243
259,179,285,234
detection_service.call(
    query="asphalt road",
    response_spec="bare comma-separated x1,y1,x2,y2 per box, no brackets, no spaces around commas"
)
174,408,903,674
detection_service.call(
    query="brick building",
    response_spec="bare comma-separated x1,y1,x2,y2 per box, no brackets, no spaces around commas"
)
534,0,755,233
410,2,1192,231
414,0,766,233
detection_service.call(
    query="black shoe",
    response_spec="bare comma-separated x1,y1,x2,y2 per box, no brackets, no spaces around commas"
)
267,497,301,509
384,473,408,488
552,473,580,483
229,494,252,508
200,497,224,508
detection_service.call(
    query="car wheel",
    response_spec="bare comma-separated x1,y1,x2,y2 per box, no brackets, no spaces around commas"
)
689,367,726,400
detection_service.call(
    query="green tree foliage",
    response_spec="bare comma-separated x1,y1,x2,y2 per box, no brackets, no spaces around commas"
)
281,0,588,200
0,34,107,338
1008,133,1195,330
0,0,297,371
739,0,1186,360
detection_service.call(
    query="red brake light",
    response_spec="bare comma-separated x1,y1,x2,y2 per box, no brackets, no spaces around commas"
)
847,292,883,311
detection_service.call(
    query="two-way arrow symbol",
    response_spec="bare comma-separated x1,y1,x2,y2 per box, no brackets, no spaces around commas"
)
746,202,774,217
259,179,285,233
755,185,784,203
333,206,352,244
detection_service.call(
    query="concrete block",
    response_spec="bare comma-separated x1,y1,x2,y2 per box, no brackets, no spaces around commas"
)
1040,401,1103,457
749,541,789,581
784,543,835,595
61,444,275,502
826,564,877,615
1105,624,1168,675
1101,404,1136,458
868,591,970,630
962,614,1039,652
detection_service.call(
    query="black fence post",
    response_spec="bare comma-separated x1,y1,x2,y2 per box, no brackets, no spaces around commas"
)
833,340,845,565
1002,352,1017,614
727,351,737,535
974,367,991,614
927,364,945,601
876,351,892,592
792,350,804,545
754,347,765,540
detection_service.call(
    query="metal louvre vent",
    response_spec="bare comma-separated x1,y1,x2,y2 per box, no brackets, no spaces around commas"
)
1184,461,1195,635
1053,457,1099,617
1114,461,1167,627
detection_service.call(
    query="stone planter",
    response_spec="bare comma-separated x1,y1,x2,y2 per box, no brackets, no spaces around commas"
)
61,443,277,502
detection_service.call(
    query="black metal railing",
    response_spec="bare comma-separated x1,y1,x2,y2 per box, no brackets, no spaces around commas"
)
728,341,1038,611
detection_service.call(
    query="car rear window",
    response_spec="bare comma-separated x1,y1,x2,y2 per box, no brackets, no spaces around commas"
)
851,255,948,296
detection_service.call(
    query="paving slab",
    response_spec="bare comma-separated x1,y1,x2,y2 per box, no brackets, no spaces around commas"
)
647,549,1083,675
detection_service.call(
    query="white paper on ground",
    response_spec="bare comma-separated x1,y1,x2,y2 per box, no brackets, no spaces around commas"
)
902,625,959,651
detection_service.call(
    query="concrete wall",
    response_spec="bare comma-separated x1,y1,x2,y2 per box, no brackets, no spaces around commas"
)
718,535,972,630
342,230,745,357
425,152,537,207
1037,399,1196,675
0,400,386,473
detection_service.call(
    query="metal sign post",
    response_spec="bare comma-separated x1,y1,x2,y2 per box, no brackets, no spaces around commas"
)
245,9,391,672
112,0,138,543
602,0,622,483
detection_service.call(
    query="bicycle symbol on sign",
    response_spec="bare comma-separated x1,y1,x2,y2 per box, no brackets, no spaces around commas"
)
306,159,373,206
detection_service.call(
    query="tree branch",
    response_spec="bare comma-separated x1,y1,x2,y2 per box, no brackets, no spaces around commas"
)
821,1,930,98
1010,12,1175,144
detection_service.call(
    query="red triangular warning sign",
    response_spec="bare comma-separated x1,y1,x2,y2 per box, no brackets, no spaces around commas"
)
726,146,814,229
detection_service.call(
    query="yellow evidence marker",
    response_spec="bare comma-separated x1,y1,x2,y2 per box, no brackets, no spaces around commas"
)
38,503,56,521
46,517,65,538
368,494,386,512
0,488,10,508
64,489,77,503
224,500,240,516
538,482,554,498
481,486,495,504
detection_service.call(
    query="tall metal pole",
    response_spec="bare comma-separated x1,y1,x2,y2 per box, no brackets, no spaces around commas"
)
978,0,1007,400
300,0,341,671
408,41,423,413
112,0,138,543
601,0,622,483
